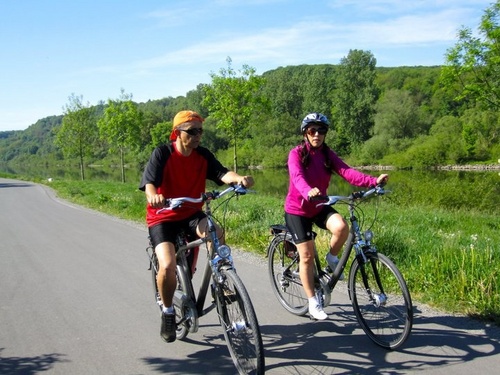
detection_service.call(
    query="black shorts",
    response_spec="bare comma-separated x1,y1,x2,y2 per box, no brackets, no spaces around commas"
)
148,211,206,249
285,206,337,244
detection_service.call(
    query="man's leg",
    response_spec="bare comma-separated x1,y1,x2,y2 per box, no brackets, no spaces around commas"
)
155,241,177,342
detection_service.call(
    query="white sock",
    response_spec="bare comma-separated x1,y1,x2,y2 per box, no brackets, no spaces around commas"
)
162,305,174,314
308,296,318,307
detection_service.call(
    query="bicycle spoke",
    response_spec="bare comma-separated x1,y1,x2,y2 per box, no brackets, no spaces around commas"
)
349,252,413,349
268,236,308,315
215,268,264,375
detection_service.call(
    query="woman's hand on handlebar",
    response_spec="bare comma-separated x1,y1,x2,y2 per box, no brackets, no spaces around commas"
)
377,174,389,186
307,187,321,200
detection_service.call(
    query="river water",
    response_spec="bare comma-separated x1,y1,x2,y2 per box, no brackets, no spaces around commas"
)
1,163,498,201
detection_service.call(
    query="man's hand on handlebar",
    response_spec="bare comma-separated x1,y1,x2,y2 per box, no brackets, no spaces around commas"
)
237,175,254,188
147,193,165,208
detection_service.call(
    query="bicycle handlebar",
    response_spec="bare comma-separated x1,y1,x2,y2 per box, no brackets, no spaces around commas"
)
156,184,251,213
312,184,387,208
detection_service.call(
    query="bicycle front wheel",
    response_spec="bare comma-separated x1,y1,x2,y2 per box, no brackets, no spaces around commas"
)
214,268,265,375
267,235,308,316
348,252,413,350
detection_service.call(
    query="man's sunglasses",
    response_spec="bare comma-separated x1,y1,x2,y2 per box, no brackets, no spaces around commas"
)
306,127,327,136
179,128,203,136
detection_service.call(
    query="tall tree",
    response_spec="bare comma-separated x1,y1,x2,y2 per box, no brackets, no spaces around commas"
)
301,64,336,118
331,49,379,155
373,89,427,141
98,89,142,183
202,57,267,171
55,94,97,180
263,67,303,120
441,0,500,110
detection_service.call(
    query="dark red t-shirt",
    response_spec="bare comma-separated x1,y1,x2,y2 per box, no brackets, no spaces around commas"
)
139,142,228,227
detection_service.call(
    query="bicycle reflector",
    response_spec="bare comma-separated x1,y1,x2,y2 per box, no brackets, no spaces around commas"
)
217,245,231,259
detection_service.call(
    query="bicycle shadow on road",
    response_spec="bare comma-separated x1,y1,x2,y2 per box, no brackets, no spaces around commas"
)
138,305,500,374
259,303,500,374
397,306,500,371
0,348,68,374
141,323,254,374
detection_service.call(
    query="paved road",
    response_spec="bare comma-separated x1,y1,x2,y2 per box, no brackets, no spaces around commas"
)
1,177,499,374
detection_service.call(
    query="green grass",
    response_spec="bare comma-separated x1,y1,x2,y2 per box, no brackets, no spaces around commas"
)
3,173,499,324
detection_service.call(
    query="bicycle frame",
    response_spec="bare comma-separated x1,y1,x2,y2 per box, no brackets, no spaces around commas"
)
270,189,379,285
326,204,366,290
146,196,236,329
177,201,235,320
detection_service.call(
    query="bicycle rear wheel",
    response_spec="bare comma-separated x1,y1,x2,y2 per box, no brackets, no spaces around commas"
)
348,252,413,349
267,235,308,316
214,268,265,375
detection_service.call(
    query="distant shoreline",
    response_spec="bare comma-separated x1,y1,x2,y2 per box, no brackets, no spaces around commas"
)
356,164,500,171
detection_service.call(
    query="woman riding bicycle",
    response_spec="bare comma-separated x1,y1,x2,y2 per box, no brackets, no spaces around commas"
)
139,110,254,343
284,112,388,320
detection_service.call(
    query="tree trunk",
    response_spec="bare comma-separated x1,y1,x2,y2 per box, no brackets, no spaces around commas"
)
233,143,238,172
79,155,85,181
120,148,125,183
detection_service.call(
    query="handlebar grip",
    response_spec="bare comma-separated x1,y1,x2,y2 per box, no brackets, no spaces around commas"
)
309,195,329,202
351,191,365,199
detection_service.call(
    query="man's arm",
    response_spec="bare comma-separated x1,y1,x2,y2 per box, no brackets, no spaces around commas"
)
144,183,165,208
221,171,254,188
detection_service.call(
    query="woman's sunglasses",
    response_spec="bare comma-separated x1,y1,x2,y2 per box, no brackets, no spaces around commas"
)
179,128,203,136
306,127,327,136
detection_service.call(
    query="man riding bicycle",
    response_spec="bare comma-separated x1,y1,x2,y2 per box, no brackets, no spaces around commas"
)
139,110,254,343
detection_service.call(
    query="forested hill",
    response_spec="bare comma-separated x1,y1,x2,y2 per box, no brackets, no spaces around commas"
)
0,63,498,171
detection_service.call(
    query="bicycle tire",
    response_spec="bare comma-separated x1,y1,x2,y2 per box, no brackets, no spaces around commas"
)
348,252,413,349
214,268,265,375
267,235,308,316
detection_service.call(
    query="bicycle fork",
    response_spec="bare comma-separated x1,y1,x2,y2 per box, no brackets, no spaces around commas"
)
355,247,388,307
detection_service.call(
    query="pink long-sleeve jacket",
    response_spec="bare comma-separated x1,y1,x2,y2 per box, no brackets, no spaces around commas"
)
284,143,378,218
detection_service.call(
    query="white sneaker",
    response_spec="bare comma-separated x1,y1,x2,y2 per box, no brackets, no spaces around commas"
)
326,252,344,280
309,303,328,320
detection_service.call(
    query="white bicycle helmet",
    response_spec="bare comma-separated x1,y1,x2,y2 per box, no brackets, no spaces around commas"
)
300,112,330,133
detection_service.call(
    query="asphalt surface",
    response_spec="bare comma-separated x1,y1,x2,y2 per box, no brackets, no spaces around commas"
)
1,177,499,374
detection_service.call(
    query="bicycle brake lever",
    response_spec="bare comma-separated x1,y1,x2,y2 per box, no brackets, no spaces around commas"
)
156,198,180,213
314,196,339,207
352,191,365,200
233,184,249,195
375,185,387,195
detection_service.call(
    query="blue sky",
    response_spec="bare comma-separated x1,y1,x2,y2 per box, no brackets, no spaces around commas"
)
0,0,493,131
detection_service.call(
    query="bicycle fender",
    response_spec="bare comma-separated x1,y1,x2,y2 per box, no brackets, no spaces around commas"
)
173,290,199,333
